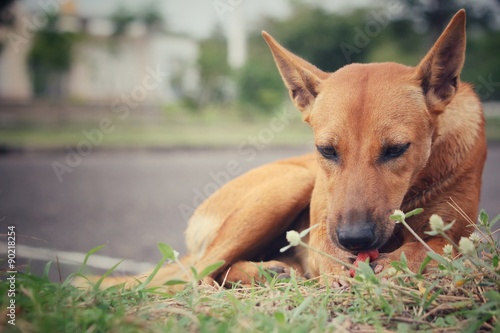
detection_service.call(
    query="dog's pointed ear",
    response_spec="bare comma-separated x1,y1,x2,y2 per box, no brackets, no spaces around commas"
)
416,9,467,113
262,31,328,121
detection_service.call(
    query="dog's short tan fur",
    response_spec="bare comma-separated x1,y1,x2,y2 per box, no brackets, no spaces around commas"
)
83,10,486,290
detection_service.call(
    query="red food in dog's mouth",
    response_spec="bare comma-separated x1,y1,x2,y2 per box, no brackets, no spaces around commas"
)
349,249,379,277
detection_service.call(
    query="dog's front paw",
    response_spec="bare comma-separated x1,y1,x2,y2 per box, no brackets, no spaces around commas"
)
265,264,292,280
368,254,394,274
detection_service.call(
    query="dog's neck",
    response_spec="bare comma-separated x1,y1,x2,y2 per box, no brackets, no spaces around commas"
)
401,83,485,217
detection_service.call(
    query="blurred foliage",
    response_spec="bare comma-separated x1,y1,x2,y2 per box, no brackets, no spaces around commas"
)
0,0,16,54
142,3,165,30
234,30,286,112
196,0,500,113
28,14,77,98
111,3,166,37
400,0,500,100
401,0,500,43
0,0,15,26
235,58,284,111
110,7,135,37
193,31,231,109
265,6,370,72
465,30,500,100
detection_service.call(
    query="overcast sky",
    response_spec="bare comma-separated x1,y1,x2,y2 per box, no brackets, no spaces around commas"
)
21,0,371,39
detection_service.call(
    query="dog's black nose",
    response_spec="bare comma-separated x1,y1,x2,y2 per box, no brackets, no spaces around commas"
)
337,224,375,251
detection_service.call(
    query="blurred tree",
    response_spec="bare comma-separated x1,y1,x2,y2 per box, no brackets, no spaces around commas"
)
110,3,166,36
0,0,15,26
466,30,500,100
28,14,77,98
235,54,284,112
0,0,16,54
236,4,372,112
195,29,231,109
401,0,500,100
269,6,370,71
110,6,135,37
403,0,500,44
366,18,425,66
142,3,165,32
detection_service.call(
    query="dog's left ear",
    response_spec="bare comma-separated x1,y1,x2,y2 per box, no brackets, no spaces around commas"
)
262,31,328,122
416,9,467,113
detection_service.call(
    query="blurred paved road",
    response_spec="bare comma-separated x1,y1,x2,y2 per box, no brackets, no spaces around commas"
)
0,145,498,279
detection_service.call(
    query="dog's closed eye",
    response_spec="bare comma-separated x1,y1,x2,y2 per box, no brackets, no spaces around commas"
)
380,143,411,162
317,146,339,161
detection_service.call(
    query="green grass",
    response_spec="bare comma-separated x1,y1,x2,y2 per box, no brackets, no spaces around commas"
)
0,122,312,149
0,105,499,150
0,106,313,149
1,210,499,332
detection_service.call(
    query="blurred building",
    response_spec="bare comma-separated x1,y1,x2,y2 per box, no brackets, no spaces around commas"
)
0,1,199,104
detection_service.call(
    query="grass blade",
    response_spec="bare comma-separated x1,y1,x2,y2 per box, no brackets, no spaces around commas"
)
198,261,225,280
157,242,177,261
405,208,424,218
291,295,314,319
418,255,433,275
42,261,52,281
94,259,124,290
132,257,168,292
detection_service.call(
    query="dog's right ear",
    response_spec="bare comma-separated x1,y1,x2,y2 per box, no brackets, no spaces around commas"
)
416,9,467,113
262,31,328,121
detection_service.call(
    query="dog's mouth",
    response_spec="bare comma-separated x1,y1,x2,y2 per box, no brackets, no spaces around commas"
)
346,249,380,263
356,249,379,261
348,249,380,277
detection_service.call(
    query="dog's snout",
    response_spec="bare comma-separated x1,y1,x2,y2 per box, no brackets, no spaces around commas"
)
337,224,375,251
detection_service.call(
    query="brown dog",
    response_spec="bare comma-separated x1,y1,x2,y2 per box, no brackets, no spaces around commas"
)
82,9,486,290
